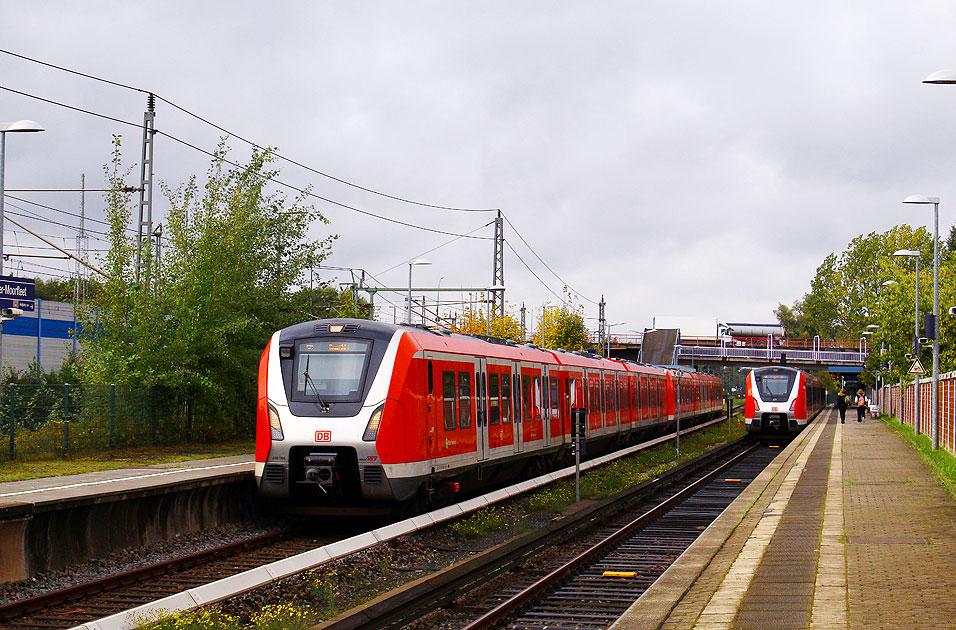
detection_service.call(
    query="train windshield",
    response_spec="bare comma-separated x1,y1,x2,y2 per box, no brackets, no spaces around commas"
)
293,339,371,401
754,369,796,402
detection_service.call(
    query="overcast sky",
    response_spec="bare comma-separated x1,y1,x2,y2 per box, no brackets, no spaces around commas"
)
3,1,956,336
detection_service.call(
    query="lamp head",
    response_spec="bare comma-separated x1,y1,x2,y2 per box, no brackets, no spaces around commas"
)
902,194,939,204
924,69,956,84
893,249,919,257
0,120,44,133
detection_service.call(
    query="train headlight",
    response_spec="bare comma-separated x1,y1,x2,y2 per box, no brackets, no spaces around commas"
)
752,399,759,412
363,404,385,442
268,404,284,441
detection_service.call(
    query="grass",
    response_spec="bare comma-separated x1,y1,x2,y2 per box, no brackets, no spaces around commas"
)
879,415,956,498
496,415,746,523
0,440,254,483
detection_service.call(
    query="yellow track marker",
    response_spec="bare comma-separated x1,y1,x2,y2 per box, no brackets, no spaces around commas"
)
603,571,636,578
724,479,743,482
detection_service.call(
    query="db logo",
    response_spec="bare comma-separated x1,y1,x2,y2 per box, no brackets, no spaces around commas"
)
315,431,332,442
771,407,779,412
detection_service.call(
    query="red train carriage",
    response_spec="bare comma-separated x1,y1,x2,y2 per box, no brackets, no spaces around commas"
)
256,319,723,513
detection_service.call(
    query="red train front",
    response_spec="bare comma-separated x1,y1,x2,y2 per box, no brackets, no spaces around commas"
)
255,318,724,513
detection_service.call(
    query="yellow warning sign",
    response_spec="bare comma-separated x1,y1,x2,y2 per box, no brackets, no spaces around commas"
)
909,358,926,375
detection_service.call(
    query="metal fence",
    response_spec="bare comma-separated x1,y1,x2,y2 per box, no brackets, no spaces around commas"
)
2,384,254,460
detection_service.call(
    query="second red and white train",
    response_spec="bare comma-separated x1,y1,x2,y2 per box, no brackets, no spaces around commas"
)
744,365,825,435
255,318,724,513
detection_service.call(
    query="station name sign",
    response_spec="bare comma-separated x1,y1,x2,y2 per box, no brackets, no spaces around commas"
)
0,275,35,312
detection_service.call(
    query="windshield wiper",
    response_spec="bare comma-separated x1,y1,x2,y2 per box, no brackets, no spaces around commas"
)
303,356,330,412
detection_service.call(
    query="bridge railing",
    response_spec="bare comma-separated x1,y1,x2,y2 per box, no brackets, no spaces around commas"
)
677,345,866,363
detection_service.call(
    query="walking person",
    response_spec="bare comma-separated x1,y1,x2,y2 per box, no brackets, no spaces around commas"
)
836,388,848,423
855,388,868,423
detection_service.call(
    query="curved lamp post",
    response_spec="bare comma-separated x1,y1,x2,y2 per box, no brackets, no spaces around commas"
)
894,248,922,435
903,195,940,449
0,120,44,385
407,258,431,324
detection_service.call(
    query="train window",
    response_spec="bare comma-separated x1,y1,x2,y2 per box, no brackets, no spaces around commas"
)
442,371,456,430
427,361,434,396
501,373,511,424
523,374,532,422
459,372,472,429
292,338,371,402
550,377,559,415
534,376,543,421
489,373,500,426
605,380,614,413
618,380,626,411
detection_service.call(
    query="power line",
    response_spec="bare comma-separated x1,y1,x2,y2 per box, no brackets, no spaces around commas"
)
504,240,564,302
502,215,597,305
0,48,498,213
0,83,492,240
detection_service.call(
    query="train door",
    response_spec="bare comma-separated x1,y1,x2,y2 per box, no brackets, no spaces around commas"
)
475,358,489,462
522,366,543,445
487,363,512,452
424,354,439,459
542,366,552,447
512,363,524,453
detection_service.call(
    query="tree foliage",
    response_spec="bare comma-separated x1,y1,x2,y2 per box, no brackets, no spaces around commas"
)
532,302,589,351
76,137,334,431
776,225,932,340
778,223,956,385
452,300,525,342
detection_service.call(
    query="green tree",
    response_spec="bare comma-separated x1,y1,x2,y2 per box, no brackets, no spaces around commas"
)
532,302,589,350
776,225,932,339
77,137,332,433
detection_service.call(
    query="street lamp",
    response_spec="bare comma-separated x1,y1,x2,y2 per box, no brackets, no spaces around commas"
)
406,258,431,324
894,248,921,435
0,120,44,382
0,120,44,277
903,195,940,449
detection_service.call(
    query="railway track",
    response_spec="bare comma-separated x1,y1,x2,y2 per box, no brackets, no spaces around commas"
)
0,415,747,629
317,439,774,630
0,527,346,629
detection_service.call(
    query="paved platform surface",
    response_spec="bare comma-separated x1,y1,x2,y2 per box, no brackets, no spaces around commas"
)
0,454,253,511
614,409,956,629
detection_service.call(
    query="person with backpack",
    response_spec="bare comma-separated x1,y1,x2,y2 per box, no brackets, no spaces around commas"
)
836,388,848,423
855,389,868,422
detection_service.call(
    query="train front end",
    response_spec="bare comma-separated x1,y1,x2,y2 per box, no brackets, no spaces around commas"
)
254,319,407,512
744,366,808,435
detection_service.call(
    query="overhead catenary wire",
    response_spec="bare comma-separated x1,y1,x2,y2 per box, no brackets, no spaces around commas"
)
0,83,492,240
0,48,498,213
1,50,602,315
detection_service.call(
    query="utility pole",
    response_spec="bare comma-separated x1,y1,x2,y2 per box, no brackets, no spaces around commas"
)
598,296,606,354
521,303,526,341
136,93,156,285
492,210,505,319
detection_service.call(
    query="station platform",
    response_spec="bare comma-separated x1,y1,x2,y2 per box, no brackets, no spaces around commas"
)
0,455,254,582
614,409,956,629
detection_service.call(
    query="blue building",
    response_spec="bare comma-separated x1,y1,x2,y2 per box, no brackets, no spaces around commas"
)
1,300,78,373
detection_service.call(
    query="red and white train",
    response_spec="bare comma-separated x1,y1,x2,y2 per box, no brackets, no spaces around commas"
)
744,365,825,435
255,319,724,513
